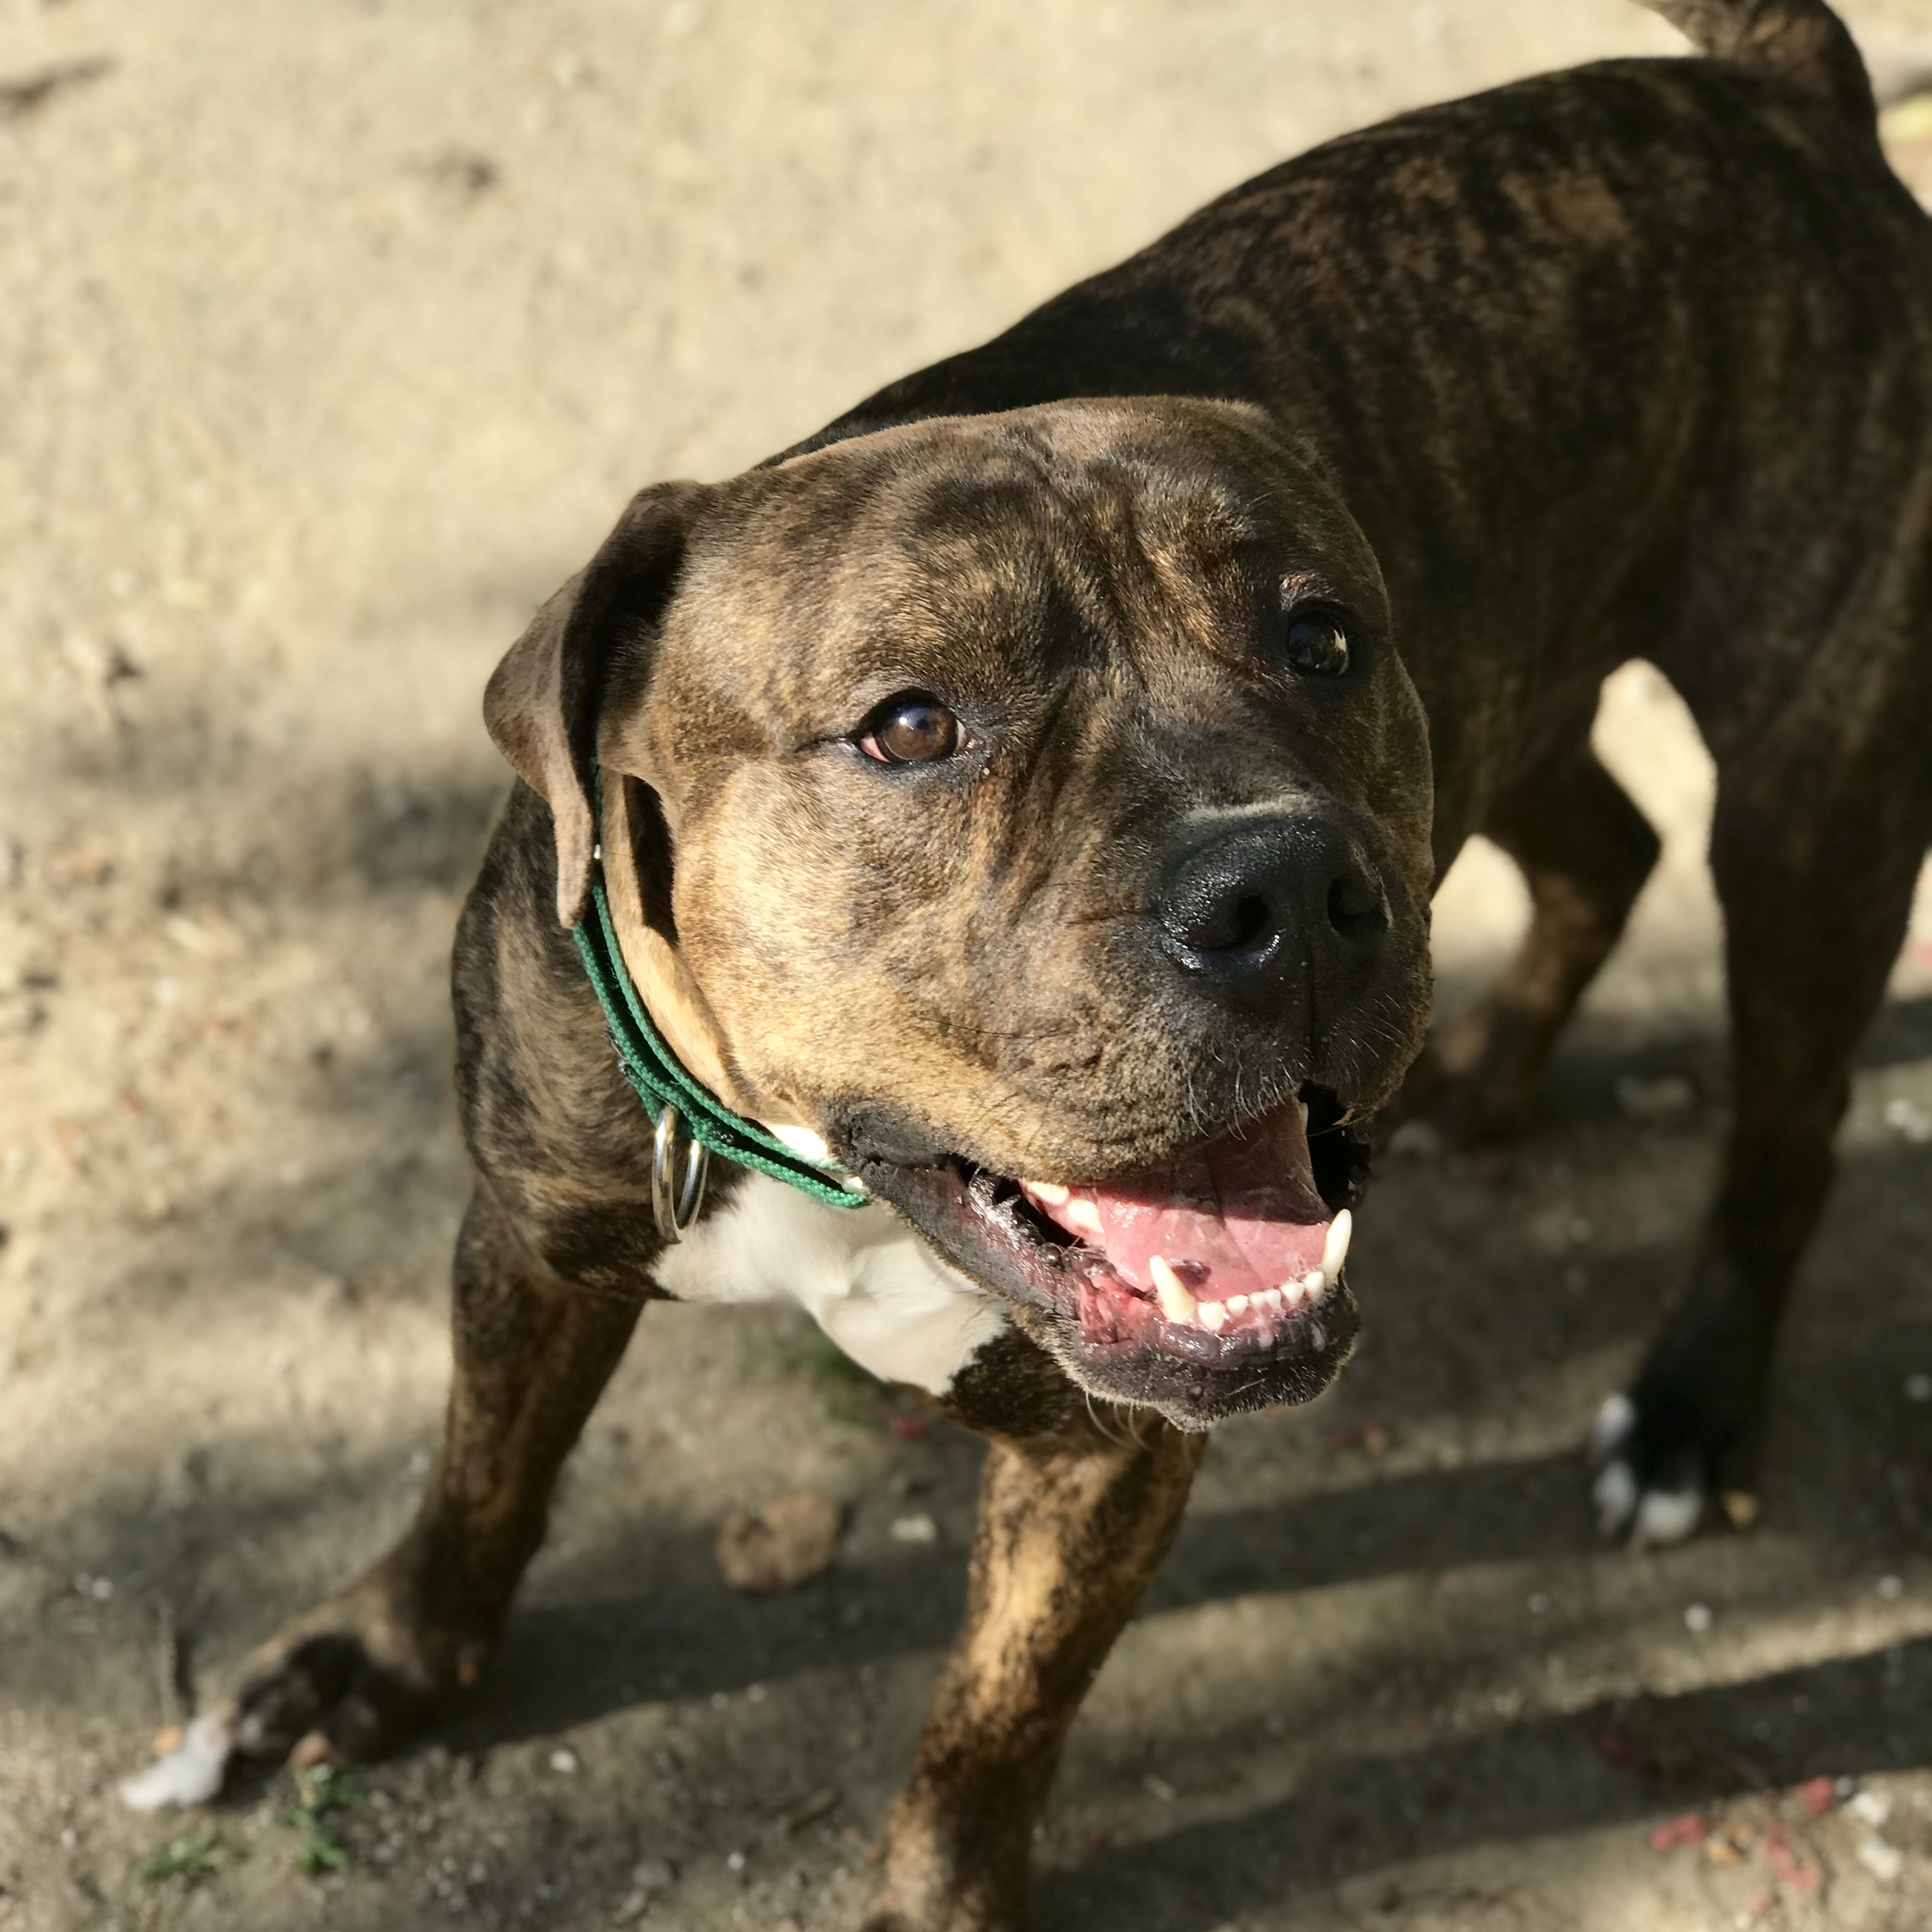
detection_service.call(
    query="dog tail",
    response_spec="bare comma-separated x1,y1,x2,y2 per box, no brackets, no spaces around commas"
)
1637,0,1878,132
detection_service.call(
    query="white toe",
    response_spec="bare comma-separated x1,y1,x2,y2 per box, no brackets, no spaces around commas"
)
1631,1485,1703,1549
1589,1392,1637,1466
1592,1459,1639,1538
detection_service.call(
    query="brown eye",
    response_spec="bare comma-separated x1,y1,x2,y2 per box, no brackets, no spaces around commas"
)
1282,605,1353,678
857,693,966,765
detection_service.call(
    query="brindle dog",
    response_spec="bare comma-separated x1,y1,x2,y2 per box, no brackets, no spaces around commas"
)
226,2,1932,1924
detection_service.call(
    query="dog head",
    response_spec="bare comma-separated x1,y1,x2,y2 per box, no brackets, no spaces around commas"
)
486,397,1434,1427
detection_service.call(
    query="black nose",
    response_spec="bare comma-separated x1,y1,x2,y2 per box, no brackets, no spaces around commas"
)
1153,814,1388,1006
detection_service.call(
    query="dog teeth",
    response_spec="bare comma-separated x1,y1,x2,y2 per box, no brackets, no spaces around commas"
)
1278,1280,1304,1310
1025,1179,1071,1207
1149,1255,1199,1326
1302,1268,1325,1299
1296,1096,1309,1129
1197,1300,1227,1334
1321,1209,1353,1280
769,1123,833,1165
1061,1197,1104,1238
1260,1286,1284,1313
1225,1294,1249,1315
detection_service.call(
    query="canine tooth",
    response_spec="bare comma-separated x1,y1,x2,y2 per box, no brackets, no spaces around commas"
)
1062,1198,1104,1238
1149,1255,1197,1326
769,1123,832,1165
1226,1294,1249,1316
1025,1180,1071,1207
1321,1209,1353,1280
1296,1096,1309,1128
1197,1300,1227,1334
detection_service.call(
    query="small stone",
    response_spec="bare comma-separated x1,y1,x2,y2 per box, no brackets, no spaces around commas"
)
631,1858,674,1894
1387,1119,1443,1160
548,1748,579,1775
889,1512,938,1545
1849,1789,1894,1828
1857,1836,1905,1883
715,1491,842,1594
1683,1604,1713,1634
1615,1073,1696,1123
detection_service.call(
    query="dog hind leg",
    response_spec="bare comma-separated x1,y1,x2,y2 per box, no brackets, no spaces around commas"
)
866,1400,1206,1932
1593,704,1931,1545
229,1184,641,1763
1406,714,1660,1140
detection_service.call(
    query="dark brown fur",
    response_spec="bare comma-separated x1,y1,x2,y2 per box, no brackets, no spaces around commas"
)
229,5,1932,1925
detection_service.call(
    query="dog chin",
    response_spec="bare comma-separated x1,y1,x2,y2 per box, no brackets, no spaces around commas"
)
854,1087,1369,1429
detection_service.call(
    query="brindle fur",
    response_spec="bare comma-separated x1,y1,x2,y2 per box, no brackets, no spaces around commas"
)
232,4,1932,1924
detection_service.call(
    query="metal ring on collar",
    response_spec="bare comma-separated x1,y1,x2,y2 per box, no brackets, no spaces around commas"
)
651,1103,710,1242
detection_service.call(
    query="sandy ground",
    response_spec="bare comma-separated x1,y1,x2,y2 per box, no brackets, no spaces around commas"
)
7,1,1932,1928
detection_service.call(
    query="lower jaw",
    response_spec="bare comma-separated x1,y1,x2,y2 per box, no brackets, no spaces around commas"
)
1024,1275,1360,1429
859,1157,1361,1427
1070,1266,1347,1365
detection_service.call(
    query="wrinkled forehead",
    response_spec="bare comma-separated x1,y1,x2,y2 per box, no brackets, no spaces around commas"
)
659,405,1374,713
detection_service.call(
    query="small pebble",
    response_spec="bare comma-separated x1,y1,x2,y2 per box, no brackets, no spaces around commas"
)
548,1748,578,1775
1683,1604,1713,1634
1857,1836,1905,1883
890,1512,939,1545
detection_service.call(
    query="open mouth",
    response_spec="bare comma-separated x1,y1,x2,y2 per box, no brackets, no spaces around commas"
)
857,1086,1370,1423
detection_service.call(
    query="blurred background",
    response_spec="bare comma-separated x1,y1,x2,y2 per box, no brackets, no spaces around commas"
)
6,2,1932,1927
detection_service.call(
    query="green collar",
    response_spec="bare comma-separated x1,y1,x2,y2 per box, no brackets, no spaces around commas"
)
572,791,867,1213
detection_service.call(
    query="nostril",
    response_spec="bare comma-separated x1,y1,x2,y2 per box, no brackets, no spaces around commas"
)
1169,887,1277,956
1222,893,1273,953
1326,873,1384,938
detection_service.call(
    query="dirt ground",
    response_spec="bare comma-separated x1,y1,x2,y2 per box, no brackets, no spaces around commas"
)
8,2,1932,1928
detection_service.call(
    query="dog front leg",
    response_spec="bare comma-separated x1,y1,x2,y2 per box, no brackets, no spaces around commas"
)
230,1183,643,1765
868,1411,1207,1932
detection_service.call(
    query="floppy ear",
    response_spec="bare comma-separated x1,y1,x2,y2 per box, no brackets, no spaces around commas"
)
484,482,702,927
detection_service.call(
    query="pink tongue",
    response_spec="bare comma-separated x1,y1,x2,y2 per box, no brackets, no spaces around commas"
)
1058,1104,1331,1304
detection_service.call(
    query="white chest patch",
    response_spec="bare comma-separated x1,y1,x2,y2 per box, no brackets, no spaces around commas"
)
652,1174,1011,1396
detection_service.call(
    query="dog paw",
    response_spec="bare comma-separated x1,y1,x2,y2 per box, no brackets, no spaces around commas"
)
229,1568,490,1768
1587,1390,1759,1549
